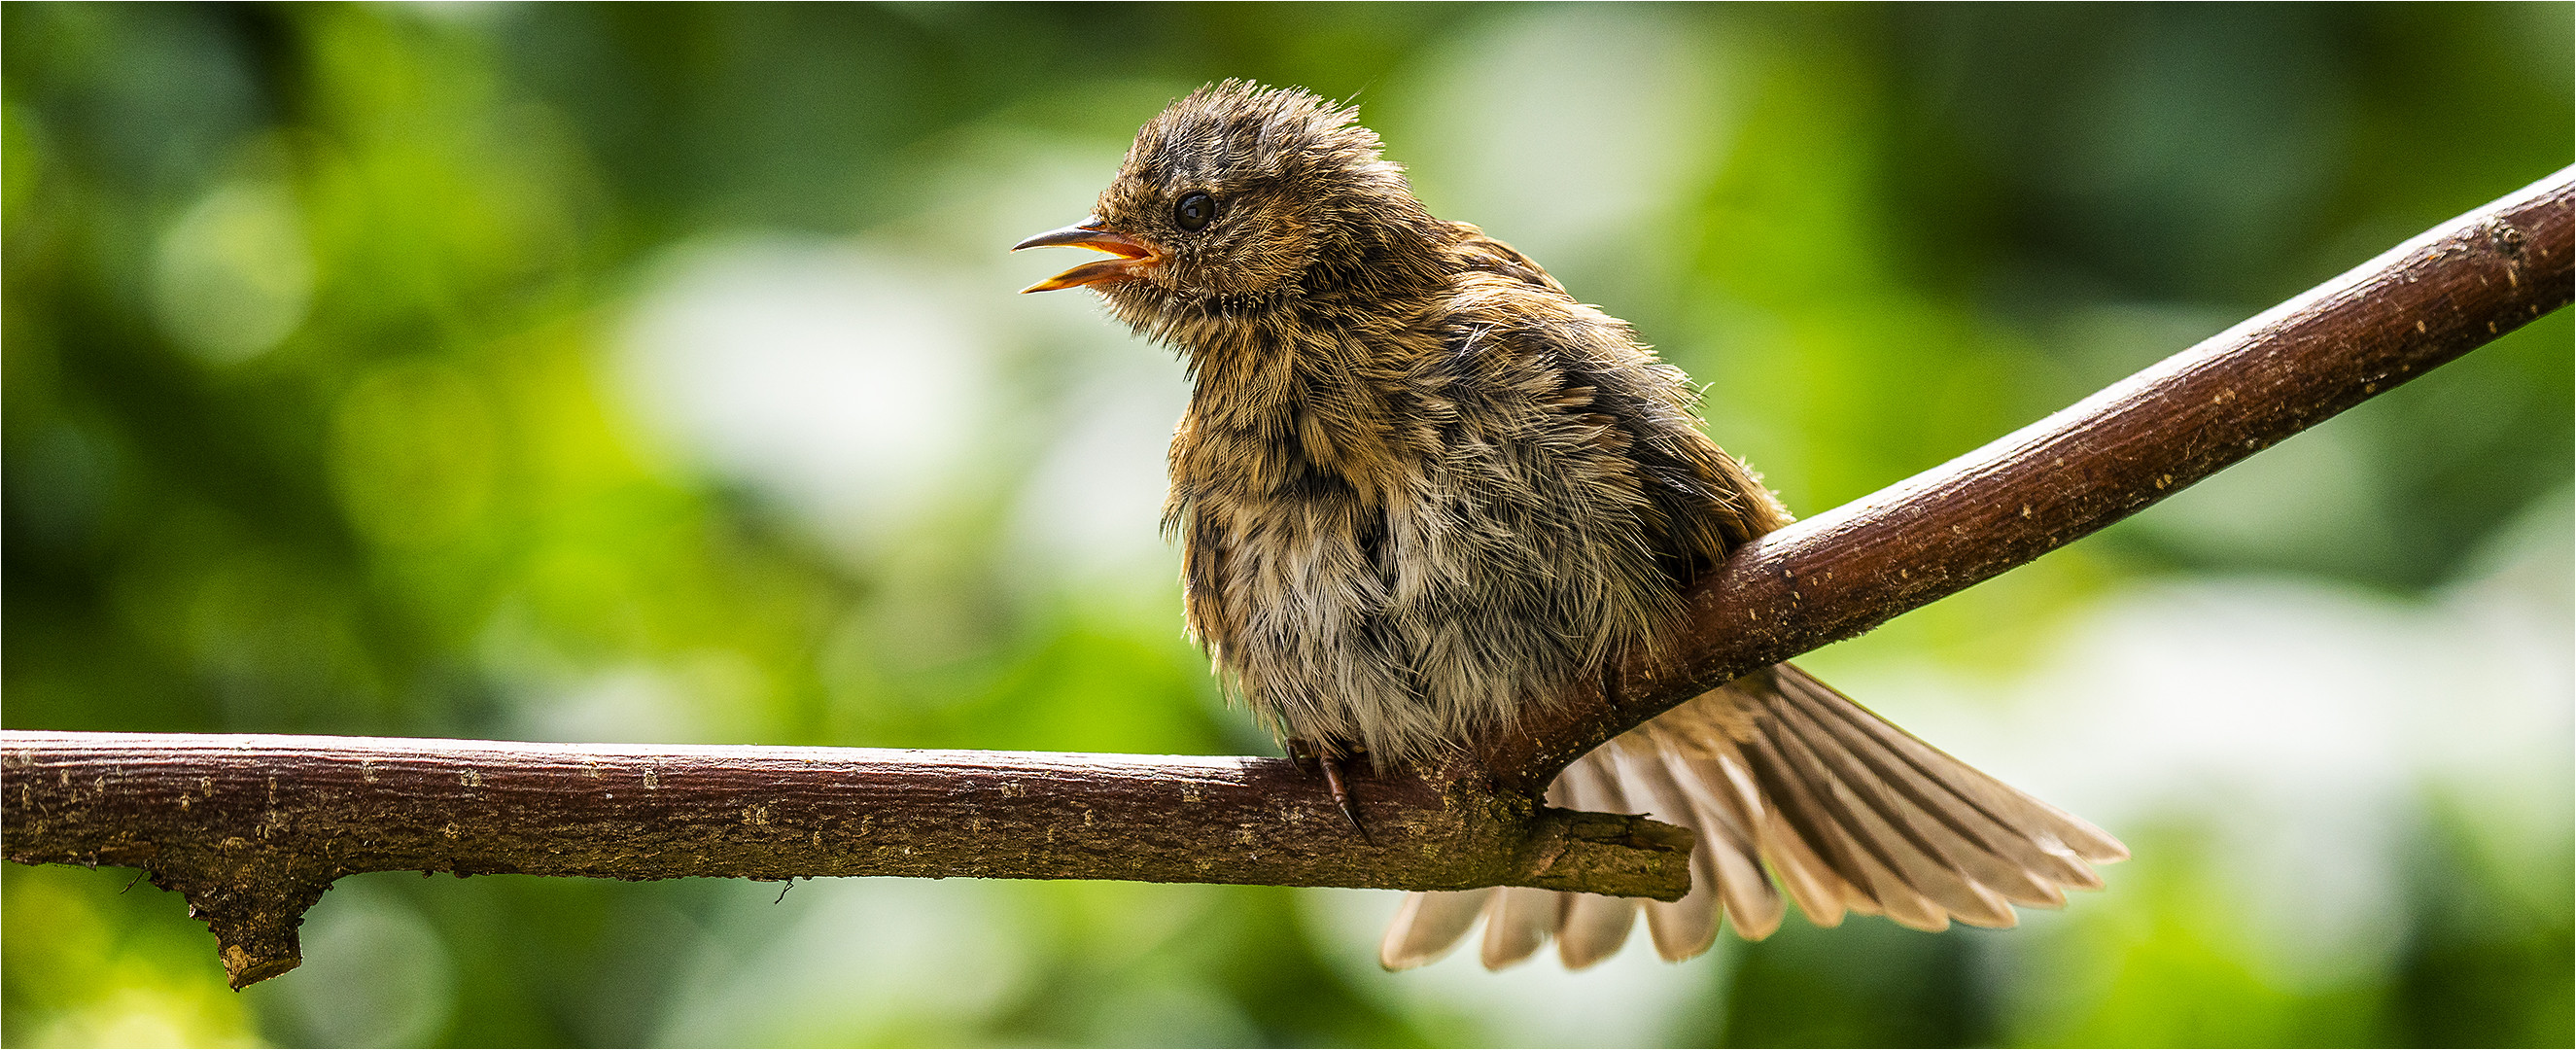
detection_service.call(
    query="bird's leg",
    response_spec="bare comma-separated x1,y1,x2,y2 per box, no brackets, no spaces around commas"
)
1286,737,1374,845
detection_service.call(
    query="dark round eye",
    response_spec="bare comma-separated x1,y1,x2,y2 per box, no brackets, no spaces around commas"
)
1173,192,1216,232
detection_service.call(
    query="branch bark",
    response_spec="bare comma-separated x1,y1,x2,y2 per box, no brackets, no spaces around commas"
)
3,736,1686,987
6,166,2569,989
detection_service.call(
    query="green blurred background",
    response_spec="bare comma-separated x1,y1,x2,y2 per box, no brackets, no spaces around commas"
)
4,3,2569,1046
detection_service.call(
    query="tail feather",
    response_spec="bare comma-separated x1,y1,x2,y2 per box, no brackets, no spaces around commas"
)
1755,798,1859,927
1479,886,1561,968
1768,675,2077,905
1758,699,2013,929
1643,839,1724,959
1750,718,1989,930
1670,752,1787,939
1775,667,2127,866
1609,752,1725,957
1378,888,1493,969
1378,662,2123,970
1553,758,1642,968
1675,750,1838,931
1737,724,1941,928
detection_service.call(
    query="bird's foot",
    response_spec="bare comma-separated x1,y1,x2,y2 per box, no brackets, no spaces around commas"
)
1287,738,1374,845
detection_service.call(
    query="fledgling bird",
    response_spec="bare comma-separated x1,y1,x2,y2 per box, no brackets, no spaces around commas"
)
1016,81,2126,971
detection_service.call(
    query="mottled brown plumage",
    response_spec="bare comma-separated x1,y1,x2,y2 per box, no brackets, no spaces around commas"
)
1018,81,2124,970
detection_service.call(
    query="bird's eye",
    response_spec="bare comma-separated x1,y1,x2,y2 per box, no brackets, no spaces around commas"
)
1173,192,1216,232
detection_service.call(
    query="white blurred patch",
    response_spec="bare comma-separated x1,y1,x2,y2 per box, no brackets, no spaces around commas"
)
1390,6,1732,276
1004,360,1190,593
616,238,994,556
653,879,1031,1045
2018,582,2423,988
153,177,314,365
1305,888,1723,1047
2412,491,2576,902
506,661,711,746
475,593,760,745
278,889,458,1047
2122,420,2397,570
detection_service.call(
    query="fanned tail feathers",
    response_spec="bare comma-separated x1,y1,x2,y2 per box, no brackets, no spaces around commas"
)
1378,664,2126,970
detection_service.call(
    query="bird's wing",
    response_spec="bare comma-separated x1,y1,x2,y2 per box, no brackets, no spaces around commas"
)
1438,225,1790,583
1378,664,2127,970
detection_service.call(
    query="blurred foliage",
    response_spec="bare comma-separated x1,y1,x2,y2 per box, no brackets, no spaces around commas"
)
3,3,2569,1047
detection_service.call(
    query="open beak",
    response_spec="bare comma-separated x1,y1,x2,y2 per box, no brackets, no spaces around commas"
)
1012,218,1159,293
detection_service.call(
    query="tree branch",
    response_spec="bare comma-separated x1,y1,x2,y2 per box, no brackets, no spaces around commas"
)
2,736,1688,987
5,166,2568,989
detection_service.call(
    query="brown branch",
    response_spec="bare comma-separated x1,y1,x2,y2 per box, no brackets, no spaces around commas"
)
2,735,1690,988
5,165,2569,989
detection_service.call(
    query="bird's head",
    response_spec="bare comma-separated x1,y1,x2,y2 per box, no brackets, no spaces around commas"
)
1014,81,1445,332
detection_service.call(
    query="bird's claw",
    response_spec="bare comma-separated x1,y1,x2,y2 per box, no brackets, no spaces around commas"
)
1288,738,1374,845
1319,754,1374,845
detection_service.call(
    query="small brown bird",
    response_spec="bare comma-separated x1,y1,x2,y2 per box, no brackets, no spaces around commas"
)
1017,82,2125,970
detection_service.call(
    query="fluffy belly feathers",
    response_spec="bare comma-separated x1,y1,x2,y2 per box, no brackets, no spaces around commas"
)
1176,420,1680,766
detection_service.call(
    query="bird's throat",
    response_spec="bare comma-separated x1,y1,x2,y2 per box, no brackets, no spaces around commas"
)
1171,313,1435,510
